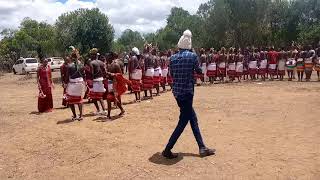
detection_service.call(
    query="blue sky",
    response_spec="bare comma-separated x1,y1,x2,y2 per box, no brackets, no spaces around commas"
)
0,0,207,37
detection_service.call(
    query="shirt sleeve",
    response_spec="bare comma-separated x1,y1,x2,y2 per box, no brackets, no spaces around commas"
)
194,54,202,74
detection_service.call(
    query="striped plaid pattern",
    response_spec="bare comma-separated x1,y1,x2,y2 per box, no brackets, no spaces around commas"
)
170,50,201,97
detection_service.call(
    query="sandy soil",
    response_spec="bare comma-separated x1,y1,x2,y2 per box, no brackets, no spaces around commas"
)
0,72,319,180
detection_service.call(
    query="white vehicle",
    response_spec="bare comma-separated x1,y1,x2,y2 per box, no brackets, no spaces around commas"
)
12,58,39,74
47,57,64,71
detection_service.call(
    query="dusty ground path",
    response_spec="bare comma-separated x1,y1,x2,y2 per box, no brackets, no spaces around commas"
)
0,72,319,180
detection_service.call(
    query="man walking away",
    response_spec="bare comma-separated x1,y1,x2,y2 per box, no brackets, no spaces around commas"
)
162,30,215,159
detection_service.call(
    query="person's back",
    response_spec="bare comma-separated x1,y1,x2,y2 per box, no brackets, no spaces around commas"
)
170,50,200,97
90,59,104,79
68,61,84,79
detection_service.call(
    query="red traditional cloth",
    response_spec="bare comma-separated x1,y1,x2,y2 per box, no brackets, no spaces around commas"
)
236,71,243,77
89,91,104,100
249,68,257,75
37,65,53,113
142,76,154,90
153,76,161,86
66,95,83,105
228,70,236,78
131,79,141,92
106,73,130,102
206,70,217,77
218,68,226,77
258,68,267,75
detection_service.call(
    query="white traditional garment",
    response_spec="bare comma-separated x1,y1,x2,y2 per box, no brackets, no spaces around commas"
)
260,59,268,69
236,62,243,72
269,64,277,70
228,63,236,70
92,77,106,93
154,67,162,77
162,68,169,78
249,61,257,69
207,63,217,71
131,69,142,80
278,59,286,71
67,77,84,96
145,68,154,77
218,62,226,68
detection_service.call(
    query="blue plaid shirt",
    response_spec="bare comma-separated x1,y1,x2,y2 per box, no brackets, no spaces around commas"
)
170,50,201,98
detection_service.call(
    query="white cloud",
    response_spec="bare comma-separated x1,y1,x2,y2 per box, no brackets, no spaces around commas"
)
0,0,208,37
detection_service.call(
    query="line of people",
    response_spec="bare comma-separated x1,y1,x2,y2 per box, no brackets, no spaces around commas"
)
194,46,320,83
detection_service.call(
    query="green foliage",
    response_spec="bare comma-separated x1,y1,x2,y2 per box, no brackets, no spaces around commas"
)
55,8,114,55
117,29,144,51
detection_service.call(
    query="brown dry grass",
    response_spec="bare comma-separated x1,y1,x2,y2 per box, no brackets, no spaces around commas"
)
0,72,319,180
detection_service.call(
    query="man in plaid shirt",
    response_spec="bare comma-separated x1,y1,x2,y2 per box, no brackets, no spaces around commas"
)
162,30,215,159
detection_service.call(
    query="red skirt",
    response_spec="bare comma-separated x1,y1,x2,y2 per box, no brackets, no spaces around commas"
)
207,70,217,77
236,71,243,77
228,70,236,78
106,93,120,102
218,68,226,77
142,76,154,90
38,93,53,113
131,79,141,92
259,68,267,75
249,68,257,75
67,95,83,105
153,76,161,85
88,91,104,100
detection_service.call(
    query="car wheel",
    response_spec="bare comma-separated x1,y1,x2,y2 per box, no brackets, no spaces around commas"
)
13,68,17,74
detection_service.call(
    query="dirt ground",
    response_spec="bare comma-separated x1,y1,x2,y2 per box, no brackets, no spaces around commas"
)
0,72,319,180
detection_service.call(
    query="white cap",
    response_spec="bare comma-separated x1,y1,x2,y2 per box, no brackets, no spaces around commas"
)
177,29,192,50
132,47,140,55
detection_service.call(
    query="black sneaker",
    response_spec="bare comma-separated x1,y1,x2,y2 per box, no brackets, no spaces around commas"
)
199,147,216,157
162,150,178,159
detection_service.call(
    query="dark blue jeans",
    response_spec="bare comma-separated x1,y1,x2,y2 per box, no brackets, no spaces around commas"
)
165,93,205,151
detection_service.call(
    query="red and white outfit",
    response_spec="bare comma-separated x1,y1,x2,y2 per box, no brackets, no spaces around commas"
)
207,62,217,78
259,59,268,75
89,77,106,100
268,51,278,75
130,68,142,92
66,77,85,105
142,67,154,90
218,61,226,77
228,62,236,78
236,61,243,77
249,60,258,76
153,67,162,86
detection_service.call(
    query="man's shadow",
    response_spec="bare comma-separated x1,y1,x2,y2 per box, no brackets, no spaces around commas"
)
148,152,199,166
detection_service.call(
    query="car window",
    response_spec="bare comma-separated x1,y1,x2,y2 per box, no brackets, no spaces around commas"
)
16,60,22,64
53,58,63,61
26,59,38,63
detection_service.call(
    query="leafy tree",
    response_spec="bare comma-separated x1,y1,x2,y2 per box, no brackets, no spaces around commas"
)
117,29,144,51
56,8,114,55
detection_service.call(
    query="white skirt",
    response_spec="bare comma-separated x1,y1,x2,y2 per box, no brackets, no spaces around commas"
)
154,67,162,77
260,59,267,69
249,61,257,69
207,63,217,71
145,68,154,77
219,62,226,68
107,80,114,92
269,64,276,70
131,69,142,80
228,63,236,71
92,79,106,93
162,68,168,77
67,78,84,96
236,62,243,72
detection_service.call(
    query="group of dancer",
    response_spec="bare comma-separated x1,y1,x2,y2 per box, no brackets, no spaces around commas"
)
194,46,320,83
36,44,320,119
37,46,130,120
